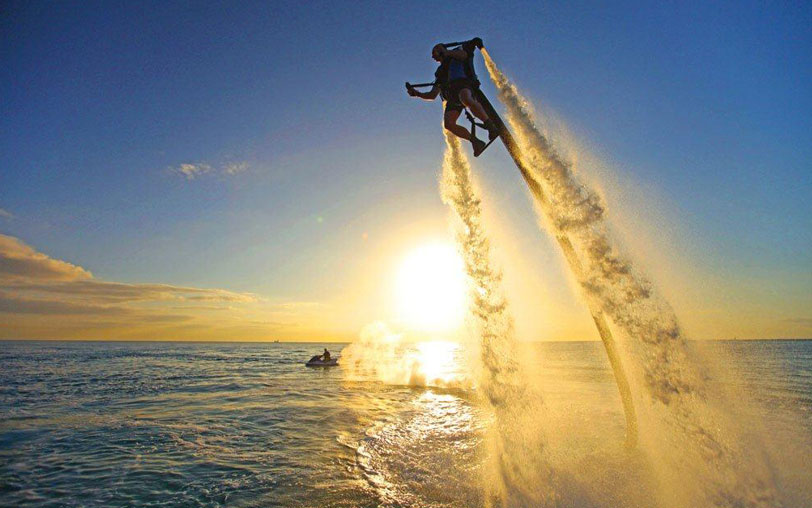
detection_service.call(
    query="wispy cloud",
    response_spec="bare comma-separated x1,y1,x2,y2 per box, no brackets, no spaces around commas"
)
172,162,213,180
0,291,134,315
170,161,250,180
0,208,13,220
7,280,257,303
224,161,249,175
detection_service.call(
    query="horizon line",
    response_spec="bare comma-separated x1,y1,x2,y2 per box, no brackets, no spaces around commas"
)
1,337,810,344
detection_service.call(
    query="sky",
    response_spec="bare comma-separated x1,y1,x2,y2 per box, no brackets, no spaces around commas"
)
1,0,810,341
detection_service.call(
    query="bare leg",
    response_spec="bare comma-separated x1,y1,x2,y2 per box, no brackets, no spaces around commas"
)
459,89,489,122
444,109,472,140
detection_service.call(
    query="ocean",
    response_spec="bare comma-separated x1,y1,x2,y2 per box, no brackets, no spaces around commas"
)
1,340,810,507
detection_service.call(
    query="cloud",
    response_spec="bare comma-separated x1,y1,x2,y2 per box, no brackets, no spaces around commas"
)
0,234,272,341
0,234,340,342
0,208,13,219
172,162,213,180
146,314,194,323
224,161,249,175
7,279,257,303
170,161,250,180
0,291,134,315
0,234,92,281
185,290,258,302
172,305,234,311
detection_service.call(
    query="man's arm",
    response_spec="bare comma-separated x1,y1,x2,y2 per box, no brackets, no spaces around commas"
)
445,48,469,61
408,85,440,100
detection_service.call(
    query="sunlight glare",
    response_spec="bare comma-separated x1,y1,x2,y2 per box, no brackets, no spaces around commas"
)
396,243,467,333
415,340,459,385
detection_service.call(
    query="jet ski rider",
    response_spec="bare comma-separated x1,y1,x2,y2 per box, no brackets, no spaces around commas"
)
407,43,499,156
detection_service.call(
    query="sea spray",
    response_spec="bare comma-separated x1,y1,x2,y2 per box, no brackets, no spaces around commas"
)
341,322,469,388
458,59,639,448
481,49,778,507
440,131,554,506
439,133,519,406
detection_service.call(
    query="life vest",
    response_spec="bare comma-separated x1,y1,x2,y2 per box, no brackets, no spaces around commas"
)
434,42,480,98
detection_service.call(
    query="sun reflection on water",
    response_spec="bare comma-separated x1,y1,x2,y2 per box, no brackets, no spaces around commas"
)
414,340,464,387
354,383,486,506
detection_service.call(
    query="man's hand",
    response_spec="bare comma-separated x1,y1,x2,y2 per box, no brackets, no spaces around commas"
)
406,84,439,101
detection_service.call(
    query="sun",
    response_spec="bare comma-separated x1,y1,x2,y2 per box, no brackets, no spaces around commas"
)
395,243,467,333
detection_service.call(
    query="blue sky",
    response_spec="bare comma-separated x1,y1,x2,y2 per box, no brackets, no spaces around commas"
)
1,1,810,340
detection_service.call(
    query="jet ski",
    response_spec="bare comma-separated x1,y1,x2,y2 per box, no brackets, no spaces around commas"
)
305,355,339,367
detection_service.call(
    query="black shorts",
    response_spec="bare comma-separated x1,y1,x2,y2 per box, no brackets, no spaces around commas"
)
444,79,474,113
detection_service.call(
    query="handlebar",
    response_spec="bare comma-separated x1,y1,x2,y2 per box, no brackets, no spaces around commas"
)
405,81,435,90
441,37,483,49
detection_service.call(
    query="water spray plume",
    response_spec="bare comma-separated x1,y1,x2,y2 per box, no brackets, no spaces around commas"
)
480,48,779,506
478,47,639,449
440,131,521,407
441,131,555,506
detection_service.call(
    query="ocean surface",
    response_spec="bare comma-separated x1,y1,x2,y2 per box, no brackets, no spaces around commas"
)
1,340,810,507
